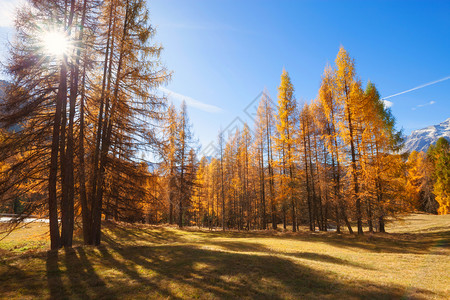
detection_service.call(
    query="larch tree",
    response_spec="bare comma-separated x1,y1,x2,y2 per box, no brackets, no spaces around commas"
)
218,129,226,230
299,103,314,231
275,69,298,232
86,0,169,245
360,82,404,231
254,89,277,229
0,0,83,249
406,151,437,213
162,104,179,224
1,0,169,247
428,138,450,215
319,63,354,234
334,47,364,235
176,101,196,227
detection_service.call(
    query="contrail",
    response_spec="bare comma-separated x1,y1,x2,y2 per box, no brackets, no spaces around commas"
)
382,75,450,100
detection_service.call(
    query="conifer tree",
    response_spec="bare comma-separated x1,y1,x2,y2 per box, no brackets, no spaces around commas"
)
406,151,437,213
255,90,277,229
334,47,364,234
428,138,450,215
1,0,169,247
275,69,298,232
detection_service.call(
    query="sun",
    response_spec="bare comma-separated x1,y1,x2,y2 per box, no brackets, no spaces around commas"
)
41,30,69,56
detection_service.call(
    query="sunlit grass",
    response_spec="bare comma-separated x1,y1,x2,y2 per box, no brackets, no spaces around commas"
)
0,214,449,299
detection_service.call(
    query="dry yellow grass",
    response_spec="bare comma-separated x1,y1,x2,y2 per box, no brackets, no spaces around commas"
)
0,213,449,299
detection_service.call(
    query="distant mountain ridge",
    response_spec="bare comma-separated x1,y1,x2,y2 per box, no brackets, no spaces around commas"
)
403,118,450,153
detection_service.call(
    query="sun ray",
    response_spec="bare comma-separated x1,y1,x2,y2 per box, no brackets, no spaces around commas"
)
41,30,69,56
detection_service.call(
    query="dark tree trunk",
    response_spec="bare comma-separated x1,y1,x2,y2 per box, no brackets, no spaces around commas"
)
302,120,313,232
259,147,266,229
346,101,363,235
77,1,90,245
62,0,80,246
367,199,373,233
59,61,69,247
341,206,354,234
48,64,67,250
379,215,385,233
335,205,341,234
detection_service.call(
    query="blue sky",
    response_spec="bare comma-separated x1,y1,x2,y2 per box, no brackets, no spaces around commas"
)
1,0,449,152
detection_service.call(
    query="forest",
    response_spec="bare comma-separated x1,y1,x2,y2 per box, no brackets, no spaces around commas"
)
0,1,449,299
0,0,449,252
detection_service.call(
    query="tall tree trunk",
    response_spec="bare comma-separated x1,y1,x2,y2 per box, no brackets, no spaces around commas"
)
307,123,318,232
259,146,266,229
313,132,324,231
220,137,225,231
88,0,115,245
179,144,185,228
59,1,73,247
62,0,79,247
265,112,276,229
92,0,130,245
78,0,89,245
48,63,67,250
59,60,69,246
79,63,89,242
302,119,313,231
346,98,363,235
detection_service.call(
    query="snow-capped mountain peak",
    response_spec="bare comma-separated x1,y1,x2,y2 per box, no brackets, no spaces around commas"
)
403,118,450,153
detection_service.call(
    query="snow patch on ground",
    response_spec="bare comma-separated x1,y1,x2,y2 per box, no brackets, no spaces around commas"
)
0,217,49,223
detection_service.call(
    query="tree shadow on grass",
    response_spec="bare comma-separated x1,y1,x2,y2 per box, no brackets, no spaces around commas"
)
105,221,450,255
105,224,188,245
159,227,450,254
2,235,438,299
104,243,435,299
37,224,450,299
0,255,43,299
45,247,117,300
106,221,449,255
204,240,375,270
280,251,376,270
64,247,112,299
96,241,179,299
195,229,450,255
46,250,66,299
307,230,450,255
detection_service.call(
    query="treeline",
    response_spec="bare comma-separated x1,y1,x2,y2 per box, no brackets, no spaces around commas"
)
0,0,169,248
180,48,405,234
406,138,450,215
1,1,448,249
156,48,448,233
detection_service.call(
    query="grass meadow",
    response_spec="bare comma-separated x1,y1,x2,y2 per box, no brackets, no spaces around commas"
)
0,213,449,299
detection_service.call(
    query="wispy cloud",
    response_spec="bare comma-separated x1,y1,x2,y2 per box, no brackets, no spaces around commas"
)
0,0,24,28
412,100,435,111
382,99,393,108
159,87,223,113
383,75,450,100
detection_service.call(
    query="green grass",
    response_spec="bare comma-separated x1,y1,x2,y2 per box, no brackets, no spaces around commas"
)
1,213,449,299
